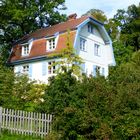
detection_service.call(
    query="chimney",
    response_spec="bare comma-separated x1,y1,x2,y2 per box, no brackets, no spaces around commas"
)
68,13,77,21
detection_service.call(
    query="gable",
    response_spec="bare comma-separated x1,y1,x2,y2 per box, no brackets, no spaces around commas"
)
79,23,105,44
76,17,111,44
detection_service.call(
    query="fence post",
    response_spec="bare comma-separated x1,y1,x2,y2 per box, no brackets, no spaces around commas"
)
0,107,2,134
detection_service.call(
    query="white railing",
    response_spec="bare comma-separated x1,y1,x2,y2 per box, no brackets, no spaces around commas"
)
0,107,52,137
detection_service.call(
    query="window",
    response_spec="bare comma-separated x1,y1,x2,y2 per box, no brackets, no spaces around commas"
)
94,44,100,56
23,44,29,55
48,61,55,74
42,62,47,76
96,66,100,74
22,65,29,74
93,65,100,77
80,38,87,51
88,24,94,33
47,38,56,50
93,65,105,77
101,67,105,76
81,63,85,73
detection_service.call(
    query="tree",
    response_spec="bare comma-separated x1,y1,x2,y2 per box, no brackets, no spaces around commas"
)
10,75,46,111
113,41,133,65
0,57,15,106
108,51,140,139
48,31,83,77
39,51,140,140
0,0,67,62
112,4,140,51
83,9,107,23
0,56,46,111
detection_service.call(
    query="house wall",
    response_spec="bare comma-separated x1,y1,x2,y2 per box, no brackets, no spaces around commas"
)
14,58,58,84
75,24,110,77
13,22,114,82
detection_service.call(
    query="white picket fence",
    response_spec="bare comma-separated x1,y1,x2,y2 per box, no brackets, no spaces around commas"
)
0,107,52,137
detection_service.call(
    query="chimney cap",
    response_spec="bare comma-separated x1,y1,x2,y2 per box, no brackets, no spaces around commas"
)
68,13,77,21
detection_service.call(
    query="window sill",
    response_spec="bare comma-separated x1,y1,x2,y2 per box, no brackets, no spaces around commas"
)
22,54,29,57
46,49,56,52
88,31,94,34
48,73,57,77
94,54,101,57
80,50,87,52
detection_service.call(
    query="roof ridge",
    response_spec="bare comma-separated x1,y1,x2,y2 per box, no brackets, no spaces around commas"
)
15,16,89,45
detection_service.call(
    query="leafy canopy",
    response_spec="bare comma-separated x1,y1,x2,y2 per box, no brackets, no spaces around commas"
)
0,0,67,62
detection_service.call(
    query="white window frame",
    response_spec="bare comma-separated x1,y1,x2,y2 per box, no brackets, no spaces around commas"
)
96,66,100,74
80,37,87,51
88,24,94,34
94,44,100,56
22,44,29,56
48,61,56,74
22,65,29,74
47,37,56,51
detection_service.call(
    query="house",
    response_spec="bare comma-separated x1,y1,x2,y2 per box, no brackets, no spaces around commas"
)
8,14,115,83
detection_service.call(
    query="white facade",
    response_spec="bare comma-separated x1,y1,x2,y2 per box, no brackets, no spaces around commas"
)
13,19,115,83
14,58,58,84
75,23,114,77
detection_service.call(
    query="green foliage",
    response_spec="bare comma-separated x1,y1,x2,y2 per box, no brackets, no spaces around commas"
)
0,0,67,62
105,18,119,40
0,57,46,111
0,58,14,106
83,9,107,23
108,51,140,139
40,51,140,140
113,41,134,65
0,130,42,140
112,3,140,51
9,75,46,111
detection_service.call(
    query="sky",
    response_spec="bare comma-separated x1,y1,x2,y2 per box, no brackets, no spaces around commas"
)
60,0,140,18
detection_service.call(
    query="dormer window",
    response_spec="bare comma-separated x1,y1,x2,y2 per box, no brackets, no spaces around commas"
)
47,38,56,51
88,24,94,34
24,45,29,55
22,44,29,56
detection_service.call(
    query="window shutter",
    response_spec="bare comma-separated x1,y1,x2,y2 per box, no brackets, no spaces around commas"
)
29,64,32,77
101,67,105,76
42,62,47,76
81,63,85,73
93,65,96,77
17,66,22,73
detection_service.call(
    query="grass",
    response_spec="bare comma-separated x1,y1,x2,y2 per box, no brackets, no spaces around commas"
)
0,130,43,140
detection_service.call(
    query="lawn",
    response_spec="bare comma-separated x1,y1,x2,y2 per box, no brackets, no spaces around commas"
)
0,131,42,140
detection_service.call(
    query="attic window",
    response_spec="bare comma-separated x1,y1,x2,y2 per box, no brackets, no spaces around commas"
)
47,38,56,51
88,24,94,34
94,44,100,56
22,44,29,56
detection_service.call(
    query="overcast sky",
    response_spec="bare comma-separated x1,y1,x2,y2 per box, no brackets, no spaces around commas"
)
61,0,140,18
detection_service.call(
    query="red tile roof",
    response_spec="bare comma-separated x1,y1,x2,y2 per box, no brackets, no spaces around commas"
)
19,16,88,43
9,31,76,63
8,16,89,63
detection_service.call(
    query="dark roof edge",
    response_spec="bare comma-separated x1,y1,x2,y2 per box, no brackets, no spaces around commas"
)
89,17,104,26
8,55,48,66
